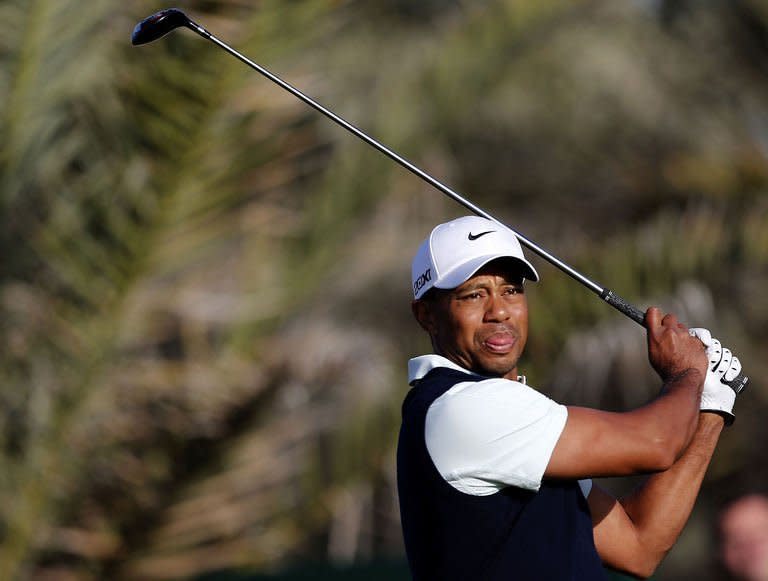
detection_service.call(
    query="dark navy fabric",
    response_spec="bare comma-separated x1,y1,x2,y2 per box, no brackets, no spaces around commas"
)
397,366,607,580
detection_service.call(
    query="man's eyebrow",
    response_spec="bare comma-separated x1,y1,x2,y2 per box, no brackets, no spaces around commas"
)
455,277,524,293
452,281,487,294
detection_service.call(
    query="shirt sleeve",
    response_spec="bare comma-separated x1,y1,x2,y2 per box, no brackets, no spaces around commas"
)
425,378,568,496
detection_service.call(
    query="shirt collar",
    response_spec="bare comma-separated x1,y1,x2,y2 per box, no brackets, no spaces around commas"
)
407,354,474,386
407,354,527,386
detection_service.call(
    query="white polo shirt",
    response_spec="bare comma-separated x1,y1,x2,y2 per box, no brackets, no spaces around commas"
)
409,354,592,498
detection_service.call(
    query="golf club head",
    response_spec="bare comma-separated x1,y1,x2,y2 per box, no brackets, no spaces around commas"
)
132,8,191,45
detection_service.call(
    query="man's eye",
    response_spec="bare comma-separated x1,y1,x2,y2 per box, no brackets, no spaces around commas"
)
504,286,524,295
459,292,482,300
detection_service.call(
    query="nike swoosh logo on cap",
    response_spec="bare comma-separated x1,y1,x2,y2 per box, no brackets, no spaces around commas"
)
468,230,495,241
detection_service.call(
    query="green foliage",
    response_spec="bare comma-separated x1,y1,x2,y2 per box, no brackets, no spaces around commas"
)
1,0,767,579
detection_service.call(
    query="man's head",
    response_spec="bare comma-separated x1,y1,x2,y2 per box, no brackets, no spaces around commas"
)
411,216,539,380
719,494,768,581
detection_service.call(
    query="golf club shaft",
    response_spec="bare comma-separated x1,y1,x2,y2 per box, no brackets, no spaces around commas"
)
179,17,747,394
187,21,640,318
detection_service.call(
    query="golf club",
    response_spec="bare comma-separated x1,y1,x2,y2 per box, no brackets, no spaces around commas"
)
132,8,748,394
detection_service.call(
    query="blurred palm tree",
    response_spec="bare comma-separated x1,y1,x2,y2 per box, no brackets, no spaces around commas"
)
1,0,767,579
2,0,457,572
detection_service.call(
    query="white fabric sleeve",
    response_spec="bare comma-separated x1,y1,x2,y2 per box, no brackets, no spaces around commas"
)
425,378,568,496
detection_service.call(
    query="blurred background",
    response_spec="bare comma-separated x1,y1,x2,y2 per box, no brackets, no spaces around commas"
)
1,0,767,578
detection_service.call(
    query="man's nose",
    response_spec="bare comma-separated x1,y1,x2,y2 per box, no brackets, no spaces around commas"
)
484,293,510,322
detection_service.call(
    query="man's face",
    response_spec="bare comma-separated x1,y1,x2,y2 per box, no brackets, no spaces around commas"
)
720,495,768,581
412,260,529,380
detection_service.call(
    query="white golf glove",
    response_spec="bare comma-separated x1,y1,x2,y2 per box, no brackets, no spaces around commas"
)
689,328,741,425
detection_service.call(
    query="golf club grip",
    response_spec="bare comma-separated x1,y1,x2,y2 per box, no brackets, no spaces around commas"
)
600,289,646,326
727,373,749,395
601,290,750,394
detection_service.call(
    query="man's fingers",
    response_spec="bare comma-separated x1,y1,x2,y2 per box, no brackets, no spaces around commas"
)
645,307,662,329
661,313,680,328
646,308,692,341
725,356,742,382
708,339,724,370
689,328,713,347
645,307,709,380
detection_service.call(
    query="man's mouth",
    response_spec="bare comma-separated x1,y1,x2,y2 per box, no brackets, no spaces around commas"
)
483,332,517,354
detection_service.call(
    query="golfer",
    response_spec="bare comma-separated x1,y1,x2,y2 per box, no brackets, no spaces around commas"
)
397,216,743,580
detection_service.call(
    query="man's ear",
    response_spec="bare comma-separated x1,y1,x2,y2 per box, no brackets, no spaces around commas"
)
412,299,437,335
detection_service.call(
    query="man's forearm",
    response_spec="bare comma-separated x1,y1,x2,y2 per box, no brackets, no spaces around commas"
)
619,413,725,563
635,368,706,466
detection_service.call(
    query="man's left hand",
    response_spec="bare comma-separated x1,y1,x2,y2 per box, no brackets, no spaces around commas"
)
689,328,742,426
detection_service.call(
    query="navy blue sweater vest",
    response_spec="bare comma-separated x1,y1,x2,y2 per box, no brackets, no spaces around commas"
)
397,367,607,580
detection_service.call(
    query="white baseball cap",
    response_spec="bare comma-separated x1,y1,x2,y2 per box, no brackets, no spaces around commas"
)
411,216,539,299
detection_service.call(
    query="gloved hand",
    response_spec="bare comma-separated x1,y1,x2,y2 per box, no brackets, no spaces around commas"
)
689,328,741,426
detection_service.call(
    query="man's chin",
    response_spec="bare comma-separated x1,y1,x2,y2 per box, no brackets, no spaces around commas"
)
473,356,519,379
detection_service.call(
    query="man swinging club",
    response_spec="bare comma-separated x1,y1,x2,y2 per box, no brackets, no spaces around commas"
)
397,216,743,580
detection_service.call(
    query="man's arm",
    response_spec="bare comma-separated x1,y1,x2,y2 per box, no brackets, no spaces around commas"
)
544,315,741,578
588,412,725,578
546,307,708,478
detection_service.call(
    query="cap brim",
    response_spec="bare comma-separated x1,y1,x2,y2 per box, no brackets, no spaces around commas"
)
435,254,539,291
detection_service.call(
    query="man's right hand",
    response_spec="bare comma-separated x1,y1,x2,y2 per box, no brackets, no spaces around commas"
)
645,307,708,383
